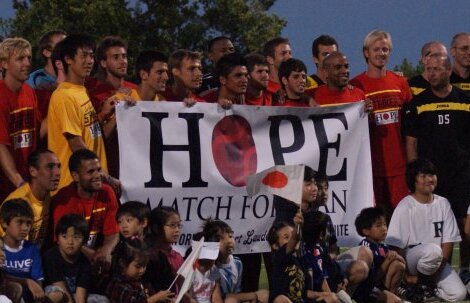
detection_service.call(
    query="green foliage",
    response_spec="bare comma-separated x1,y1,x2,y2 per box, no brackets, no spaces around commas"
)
393,58,424,79
3,0,286,71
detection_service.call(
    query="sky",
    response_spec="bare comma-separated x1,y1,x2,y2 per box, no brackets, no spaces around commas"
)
1,0,469,76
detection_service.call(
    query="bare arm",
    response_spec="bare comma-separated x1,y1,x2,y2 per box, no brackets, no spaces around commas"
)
75,286,87,303
211,282,223,303
405,136,418,163
286,212,303,254
65,134,88,152
93,233,119,265
40,119,47,139
0,144,24,187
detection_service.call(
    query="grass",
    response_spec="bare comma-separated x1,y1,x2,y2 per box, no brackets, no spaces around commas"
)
258,246,470,302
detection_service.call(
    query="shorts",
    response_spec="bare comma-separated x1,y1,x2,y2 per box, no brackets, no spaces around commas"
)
373,175,408,209
44,285,110,303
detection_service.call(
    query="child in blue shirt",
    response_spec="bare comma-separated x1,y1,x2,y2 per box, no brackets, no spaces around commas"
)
1,198,63,302
354,207,405,302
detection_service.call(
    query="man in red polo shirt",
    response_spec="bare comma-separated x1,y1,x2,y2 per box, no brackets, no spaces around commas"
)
203,53,248,107
86,36,136,178
164,49,205,105
0,37,42,201
314,52,367,105
263,37,292,95
350,30,412,214
276,58,310,107
244,53,272,106
52,149,119,267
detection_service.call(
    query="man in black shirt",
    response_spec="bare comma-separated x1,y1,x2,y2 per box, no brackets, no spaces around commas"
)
404,55,470,287
408,41,447,96
450,32,470,96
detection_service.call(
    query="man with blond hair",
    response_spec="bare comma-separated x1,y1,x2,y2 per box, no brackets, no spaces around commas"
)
0,37,43,201
350,30,412,216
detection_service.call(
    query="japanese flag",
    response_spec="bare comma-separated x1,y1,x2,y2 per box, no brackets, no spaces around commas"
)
174,237,204,303
246,165,305,205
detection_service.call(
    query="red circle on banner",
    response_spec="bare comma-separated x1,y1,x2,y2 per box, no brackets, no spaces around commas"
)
212,115,257,187
262,171,288,188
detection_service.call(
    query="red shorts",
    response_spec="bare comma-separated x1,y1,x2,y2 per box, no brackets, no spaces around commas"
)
373,175,409,209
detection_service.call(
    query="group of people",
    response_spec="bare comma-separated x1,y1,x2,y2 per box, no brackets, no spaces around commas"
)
0,27,469,302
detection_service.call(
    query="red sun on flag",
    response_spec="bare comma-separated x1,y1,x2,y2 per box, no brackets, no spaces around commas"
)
262,171,288,188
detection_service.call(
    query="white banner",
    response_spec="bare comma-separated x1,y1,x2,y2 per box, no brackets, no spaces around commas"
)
117,101,374,254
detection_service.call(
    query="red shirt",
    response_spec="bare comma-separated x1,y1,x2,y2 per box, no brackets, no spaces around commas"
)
85,78,136,178
274,97,310,107
314,85,366,105
0,81,40,200
245,90,273,106
85,77,137,111
350,71,412,177
267,80,281,94
162,88,206,102
202,89,247,105
52,183,119,247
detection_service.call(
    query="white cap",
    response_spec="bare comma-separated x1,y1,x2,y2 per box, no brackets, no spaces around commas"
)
192,241,220,260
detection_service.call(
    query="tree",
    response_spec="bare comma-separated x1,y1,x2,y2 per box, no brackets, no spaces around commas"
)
3,0,286,71
393,58,424,79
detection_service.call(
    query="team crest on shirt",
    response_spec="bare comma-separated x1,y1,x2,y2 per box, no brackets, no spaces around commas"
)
13,132,33,149
375,109,399,125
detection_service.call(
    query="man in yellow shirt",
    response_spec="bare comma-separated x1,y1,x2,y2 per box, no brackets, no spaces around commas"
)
3,149,60,247
47,34,118,192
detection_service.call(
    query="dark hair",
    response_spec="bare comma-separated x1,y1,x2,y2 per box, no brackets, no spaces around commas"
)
267,221,291,246
168,49,201,84
263,37,290,59
451,32,470,48
314,171,328,185
150,206,180,243
68,149,98,173
245,53,268,73
278,58,307,90
0,198,33,225
111,238,150,276
202,218,233,239
96,36,127,63
168,49,201,71
135,50,168,82
193,231,220,243
215,53,246,79
117,201,150,223
28,148,54,169
355,207,385,237
312,35,338,58
304,165,317,182
302,210,329,245
406,158,438,192
51,39,64,75
60,34,95,74
208,36,232,53
55,213,89,240
38,30,66,59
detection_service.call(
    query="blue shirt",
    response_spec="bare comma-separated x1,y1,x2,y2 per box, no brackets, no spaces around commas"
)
4,240,44,280
26,68,56,89
218,255,243,296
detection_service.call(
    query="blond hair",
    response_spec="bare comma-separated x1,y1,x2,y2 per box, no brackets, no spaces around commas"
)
362,30,392,61
0,37,32,63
